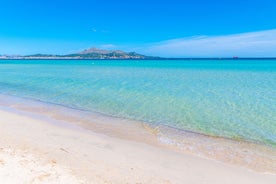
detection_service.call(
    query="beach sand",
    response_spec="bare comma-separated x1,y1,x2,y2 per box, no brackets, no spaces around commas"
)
0,108,275,184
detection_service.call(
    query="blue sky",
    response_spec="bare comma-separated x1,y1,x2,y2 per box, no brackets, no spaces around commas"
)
0,0,276,57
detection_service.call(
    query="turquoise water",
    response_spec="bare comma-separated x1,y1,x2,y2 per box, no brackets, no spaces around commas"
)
0,60,275,146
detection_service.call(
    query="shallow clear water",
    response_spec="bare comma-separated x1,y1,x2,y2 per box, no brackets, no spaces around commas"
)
0,60,275,146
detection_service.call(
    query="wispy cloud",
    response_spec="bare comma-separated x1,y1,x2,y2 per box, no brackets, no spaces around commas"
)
91,28,109,33
139,29,276,57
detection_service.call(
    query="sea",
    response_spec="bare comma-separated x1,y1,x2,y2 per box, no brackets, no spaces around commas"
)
0,59,275,171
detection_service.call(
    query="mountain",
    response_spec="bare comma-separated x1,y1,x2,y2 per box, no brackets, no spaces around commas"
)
78,48,125,55
2,48,159,60
64,48,156,59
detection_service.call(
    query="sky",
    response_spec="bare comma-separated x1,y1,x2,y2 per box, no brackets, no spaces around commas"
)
0,0,276,57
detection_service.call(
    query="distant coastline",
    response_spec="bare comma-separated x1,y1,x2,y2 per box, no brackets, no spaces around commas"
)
1,47,276,60
0,47,160,60
1,57,276,60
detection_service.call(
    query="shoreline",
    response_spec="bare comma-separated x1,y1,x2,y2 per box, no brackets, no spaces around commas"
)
0,107,275,183
0,94,275,175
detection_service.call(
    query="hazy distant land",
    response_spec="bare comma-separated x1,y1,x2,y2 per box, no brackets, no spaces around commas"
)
0,48,160,60
1,48,276,60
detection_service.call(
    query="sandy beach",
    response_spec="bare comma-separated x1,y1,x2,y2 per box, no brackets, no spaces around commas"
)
2,0,276,183
0,108,275,184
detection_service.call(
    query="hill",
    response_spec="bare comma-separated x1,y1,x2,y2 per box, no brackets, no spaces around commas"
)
3,48,160,60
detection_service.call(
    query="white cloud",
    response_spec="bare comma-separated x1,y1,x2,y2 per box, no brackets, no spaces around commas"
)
140,29,276,57
91,28,109,33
